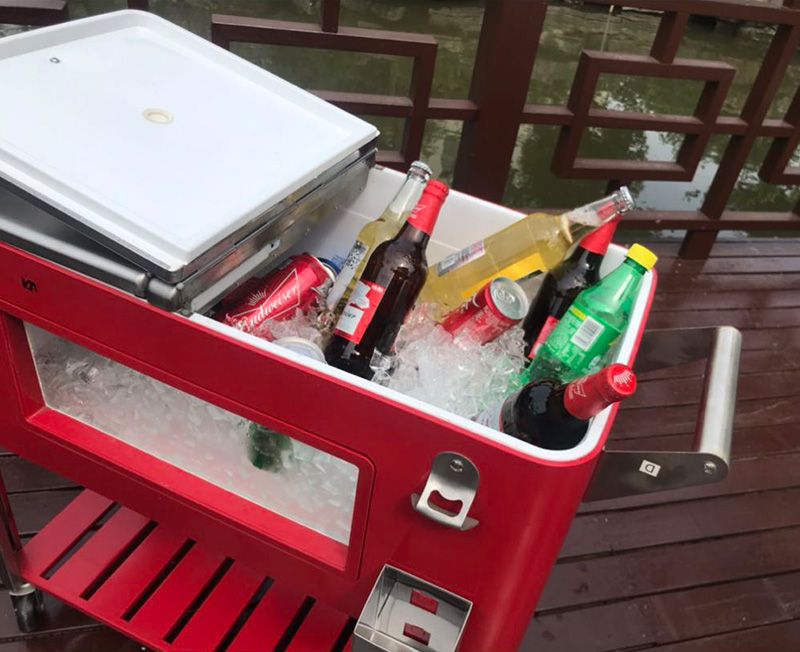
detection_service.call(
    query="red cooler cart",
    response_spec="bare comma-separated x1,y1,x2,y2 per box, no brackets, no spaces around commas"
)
0,11,741,652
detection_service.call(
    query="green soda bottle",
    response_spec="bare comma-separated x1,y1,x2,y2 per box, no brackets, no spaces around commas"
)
523,244,657,383
246,422,293,472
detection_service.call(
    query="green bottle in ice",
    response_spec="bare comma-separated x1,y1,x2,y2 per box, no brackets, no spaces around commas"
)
523,244,657,383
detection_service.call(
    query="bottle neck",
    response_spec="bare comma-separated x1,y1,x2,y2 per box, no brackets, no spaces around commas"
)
402,181,448,242
578,215,620,256
561,190,631,243
562,364,636,420
384,168,431,224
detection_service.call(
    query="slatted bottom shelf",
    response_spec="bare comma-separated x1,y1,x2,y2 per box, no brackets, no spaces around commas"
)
19,490,355,652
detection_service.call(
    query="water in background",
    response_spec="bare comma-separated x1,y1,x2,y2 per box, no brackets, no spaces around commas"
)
4,0,800,216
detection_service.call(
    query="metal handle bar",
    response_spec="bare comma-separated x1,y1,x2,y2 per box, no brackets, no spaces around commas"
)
583,326,742,502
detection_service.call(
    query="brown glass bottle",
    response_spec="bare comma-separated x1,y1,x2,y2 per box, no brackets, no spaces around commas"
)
324,179,450,380
522,216,620,359
476,363,636,450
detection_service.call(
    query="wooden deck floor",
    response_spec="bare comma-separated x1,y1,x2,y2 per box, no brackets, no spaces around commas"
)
0,237,797,651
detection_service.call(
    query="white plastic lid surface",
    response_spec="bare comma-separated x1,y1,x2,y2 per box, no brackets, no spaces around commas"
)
0,11,378,273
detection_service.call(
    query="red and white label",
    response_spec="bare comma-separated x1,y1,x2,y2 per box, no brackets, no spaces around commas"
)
226,268,303,332
527,315,560,359
334,279,386,344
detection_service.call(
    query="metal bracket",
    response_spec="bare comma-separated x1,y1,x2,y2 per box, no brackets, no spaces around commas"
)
584,326,741,502
411,452,479,530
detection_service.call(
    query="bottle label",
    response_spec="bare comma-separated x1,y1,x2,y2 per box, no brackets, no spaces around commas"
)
333,279,386,344
436,241,486,277
540,305,621,373
326,240,369,308
527,315,560,359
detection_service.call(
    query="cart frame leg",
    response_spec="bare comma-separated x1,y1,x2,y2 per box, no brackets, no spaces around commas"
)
0,469,43,632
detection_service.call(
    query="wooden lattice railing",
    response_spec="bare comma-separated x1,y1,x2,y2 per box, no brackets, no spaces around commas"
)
3,0,800,259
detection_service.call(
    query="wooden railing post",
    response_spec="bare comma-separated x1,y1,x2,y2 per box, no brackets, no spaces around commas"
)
681,21,800,259
452,0,547,203
319,0,339,34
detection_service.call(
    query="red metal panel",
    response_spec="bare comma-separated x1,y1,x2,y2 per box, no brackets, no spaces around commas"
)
170,561,264,651
46,507,149,597
286,601,350,652
88,525,188,618
0,232,656,651
129,545,226,640
228,583,306,652
20,490,112,577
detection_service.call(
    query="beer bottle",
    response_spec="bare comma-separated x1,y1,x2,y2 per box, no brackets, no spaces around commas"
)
326,161,432,313
476,363,636,450
522,216,620,359
325,179,450,380
419,188,634,318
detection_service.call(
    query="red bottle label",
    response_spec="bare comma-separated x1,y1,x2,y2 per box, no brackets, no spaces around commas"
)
334,279,386,344
527,315,560,359
563,363,636,420
407,179,449,235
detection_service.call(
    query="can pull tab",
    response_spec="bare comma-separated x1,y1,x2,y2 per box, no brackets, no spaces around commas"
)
411,452,479,530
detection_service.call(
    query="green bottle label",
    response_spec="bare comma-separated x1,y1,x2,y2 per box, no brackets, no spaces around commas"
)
540,304,622,374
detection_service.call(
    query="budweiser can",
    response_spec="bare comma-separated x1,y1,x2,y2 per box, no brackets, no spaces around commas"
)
441,277,529,344
220,254,336,334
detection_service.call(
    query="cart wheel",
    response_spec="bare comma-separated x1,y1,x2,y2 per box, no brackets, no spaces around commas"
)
11,588,44,633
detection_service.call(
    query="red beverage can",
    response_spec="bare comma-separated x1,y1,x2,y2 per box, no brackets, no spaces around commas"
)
441,277,529,344
220,254,336,334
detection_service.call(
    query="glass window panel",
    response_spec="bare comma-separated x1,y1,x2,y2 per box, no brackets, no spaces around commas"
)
25,323,357,545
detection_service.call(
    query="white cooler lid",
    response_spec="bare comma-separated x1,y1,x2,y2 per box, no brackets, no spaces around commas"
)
0,10,378,275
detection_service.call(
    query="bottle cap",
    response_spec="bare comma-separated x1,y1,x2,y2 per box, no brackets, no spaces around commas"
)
625,243,658,270
424,178,450,202
409,160,433,177
598,363,637,402
617,186,635,212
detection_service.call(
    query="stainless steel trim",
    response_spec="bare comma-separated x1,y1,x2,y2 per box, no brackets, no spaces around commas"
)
0,144,375,312
411,452,479,530
583,327,742,502
0,188,151,297
353,565,472,652
0,140,377,284
146,145,374,312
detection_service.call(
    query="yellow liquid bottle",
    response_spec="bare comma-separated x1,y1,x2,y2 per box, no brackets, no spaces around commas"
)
419,188,635,317
327,161,432,314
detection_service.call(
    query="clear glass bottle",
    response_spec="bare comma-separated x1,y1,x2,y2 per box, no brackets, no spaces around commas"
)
418,188,634,318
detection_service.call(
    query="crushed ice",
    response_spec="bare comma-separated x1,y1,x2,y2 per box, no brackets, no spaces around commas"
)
376,305,527,419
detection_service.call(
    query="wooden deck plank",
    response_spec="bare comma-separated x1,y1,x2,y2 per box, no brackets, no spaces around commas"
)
637,349,800,381
655,273,800,293
609,423,800,459
628,370,800,410
655,619,800,651
541,526,800,611
561,487,800,559
652,289,800,312
527,571,800,652
612,396,798,438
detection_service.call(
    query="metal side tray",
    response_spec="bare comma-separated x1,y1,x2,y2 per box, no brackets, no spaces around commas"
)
354,566,472,652
584,326,742,501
